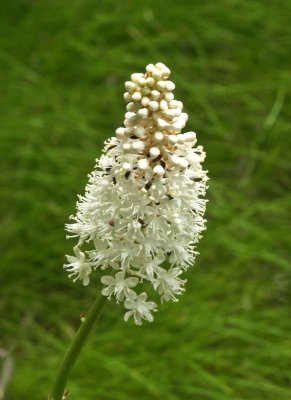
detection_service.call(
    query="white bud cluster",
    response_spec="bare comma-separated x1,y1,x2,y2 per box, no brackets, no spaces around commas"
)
64,63,208,325
115,62,199,179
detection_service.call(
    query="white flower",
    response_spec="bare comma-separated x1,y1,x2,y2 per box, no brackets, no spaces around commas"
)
101,272,139,302
64,246,93,286
65,62,208,324
153,267,186,302
138,254,166,281
124,293,157,325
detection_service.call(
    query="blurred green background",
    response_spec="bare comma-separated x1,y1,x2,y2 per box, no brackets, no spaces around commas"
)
1,1,291,399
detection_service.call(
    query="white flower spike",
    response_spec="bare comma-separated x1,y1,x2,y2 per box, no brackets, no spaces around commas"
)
64,62,208,325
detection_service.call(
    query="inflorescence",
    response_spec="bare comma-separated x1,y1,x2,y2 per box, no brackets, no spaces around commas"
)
65,62,208,325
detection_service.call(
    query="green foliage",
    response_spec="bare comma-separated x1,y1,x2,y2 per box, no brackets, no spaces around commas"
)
1,1,290,399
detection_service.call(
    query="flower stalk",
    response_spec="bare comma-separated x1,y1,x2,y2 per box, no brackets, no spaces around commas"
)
50,62,208,398
48,295,107,400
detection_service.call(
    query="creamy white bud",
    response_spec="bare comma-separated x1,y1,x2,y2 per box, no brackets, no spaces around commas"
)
187,152,201,165
131,73,143,83
149,101,159,111
123,92,132,102
122,162,132,171
152,68,162,80
122,143,132,151
138,77,146,86
155,62,166,70
184,131,197,142
125,112,135,119
134,126,145,137
157,118,168,128
149,147,160,158
141,86,152,95
115,127,125,139
168,135,178,144
181,112,188,121
146,77,155,87
165,81,175,91
177,134,186,143
151,90,160,100
164,92,174,102
169,100,182,109
165,109,177,118
179,158,189,168
125,81,136,92
124,127,133,136
138,108,149,119
115,127,125,135
156,81,167,91
159,100,168,111
161,66,171,78
173,108,182,117
154,131,164,142
172,121,184,131
132,91,142,101
126,102,137,111
124,119,132,127
171,154,181,165
132,140,145,151
138,158,149,170
153,165,165,175
146,64,155,73
141,97,150,107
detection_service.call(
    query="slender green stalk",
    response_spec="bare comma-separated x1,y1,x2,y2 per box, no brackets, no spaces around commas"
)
49,295,107,400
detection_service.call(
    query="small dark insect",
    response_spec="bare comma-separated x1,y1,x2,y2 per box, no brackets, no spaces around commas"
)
145,180,153,190
192,177,202,182
166,194,174,200
112,177,117,185
138,218,146,226
125,171,131,180
108,220,115,227
153,154,162,161
105,145,117,153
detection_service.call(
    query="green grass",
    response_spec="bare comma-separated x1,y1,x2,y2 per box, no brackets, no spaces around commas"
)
1,0,291,399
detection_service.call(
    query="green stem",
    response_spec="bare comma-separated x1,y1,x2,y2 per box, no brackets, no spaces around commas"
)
49,295,107,400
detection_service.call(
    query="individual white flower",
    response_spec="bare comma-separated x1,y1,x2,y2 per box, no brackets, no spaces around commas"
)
124,293,157,326
138,254,166,281
64,246,94,286
101,272,139,302
153,267,186,302
65,62,208,324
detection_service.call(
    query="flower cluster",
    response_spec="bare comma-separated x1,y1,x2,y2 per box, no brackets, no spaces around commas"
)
65,63,208,325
